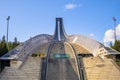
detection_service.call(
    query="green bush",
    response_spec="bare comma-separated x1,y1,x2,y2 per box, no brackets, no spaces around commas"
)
31,54,37,57
116,58,120,67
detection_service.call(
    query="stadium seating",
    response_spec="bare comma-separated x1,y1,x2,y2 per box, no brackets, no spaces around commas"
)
0,57,42,80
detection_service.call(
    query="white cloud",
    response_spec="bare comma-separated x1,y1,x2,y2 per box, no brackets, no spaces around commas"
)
64,3,80,10
116,24,120,40
89,33,95,37
103,24,120,45
104,29,114,43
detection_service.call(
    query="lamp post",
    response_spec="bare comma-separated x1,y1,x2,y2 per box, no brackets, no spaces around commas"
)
6,16,10,46
113,17,117,41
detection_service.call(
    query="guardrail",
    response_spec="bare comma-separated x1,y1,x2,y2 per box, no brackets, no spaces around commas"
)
65,42,81,80
77,56,87,80
40,58,47,80
69,43,87,80
40,41,54,80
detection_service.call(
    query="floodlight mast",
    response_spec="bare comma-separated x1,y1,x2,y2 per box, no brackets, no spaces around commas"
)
6,16,10,46
113,17,117,42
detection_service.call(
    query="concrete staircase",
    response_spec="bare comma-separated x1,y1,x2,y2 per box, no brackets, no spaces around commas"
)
71,43,89,54
83,57,120,80
0,57,41,80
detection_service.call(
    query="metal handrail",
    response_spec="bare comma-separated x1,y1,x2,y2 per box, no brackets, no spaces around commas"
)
69,43,87,80
40,41,54,80
65,42,81,80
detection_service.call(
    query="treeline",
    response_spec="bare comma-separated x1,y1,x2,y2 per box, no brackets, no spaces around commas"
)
110,40,120,52
0,36,20,72
0,36,20,57
110,40,120,66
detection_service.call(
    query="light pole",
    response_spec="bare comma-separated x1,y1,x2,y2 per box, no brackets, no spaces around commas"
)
113,17,117,41
6,16,10,46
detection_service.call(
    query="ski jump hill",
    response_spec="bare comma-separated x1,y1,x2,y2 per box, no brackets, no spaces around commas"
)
0,18,120,80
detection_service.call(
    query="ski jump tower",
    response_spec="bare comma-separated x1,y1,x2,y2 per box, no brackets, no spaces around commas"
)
54,18,68,41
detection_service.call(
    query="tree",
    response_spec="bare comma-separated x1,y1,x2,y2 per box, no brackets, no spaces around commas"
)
2,36,5,42
110,40,120,66
111,40,120,52
0,36,8,57
12,37,19,48
109,41,114,48
8,42,13,51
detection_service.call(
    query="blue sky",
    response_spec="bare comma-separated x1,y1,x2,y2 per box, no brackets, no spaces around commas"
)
0,0,120,44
